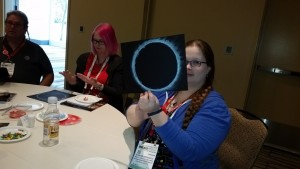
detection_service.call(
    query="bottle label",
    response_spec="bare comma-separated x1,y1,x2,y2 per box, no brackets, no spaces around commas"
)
44,123,59,138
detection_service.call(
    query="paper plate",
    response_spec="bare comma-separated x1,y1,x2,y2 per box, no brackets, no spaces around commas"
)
74,95,102,104
0,126,31,143
0,102,12,110
75,157,119,169
36,111,68,122
13,102,44,111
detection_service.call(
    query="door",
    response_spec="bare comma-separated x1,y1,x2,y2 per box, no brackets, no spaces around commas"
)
4,0,68,88
246,0,300,128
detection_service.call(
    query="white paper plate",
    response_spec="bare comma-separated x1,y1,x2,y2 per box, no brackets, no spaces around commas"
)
0,102,12,110
13,102,44,111
75,157,119,169
74,95,102,104
36,111,68,122
0,126,31,143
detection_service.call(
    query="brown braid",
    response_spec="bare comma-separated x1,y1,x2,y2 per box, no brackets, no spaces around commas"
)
182,86,212,129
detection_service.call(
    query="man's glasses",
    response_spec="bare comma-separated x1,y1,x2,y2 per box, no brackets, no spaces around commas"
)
91,38,105,46
5,21,23,28
186,60,207,67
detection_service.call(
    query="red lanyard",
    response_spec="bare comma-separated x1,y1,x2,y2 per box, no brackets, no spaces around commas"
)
138,93,188,139
2,39,26,60
145,94,186,138
161,94,185,116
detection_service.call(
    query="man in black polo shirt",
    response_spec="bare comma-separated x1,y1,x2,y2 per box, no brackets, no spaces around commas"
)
0,10,54,86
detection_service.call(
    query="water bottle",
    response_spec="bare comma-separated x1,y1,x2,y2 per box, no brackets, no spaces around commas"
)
43,96,59,146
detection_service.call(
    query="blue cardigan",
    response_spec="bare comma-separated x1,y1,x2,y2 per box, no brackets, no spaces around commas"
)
141,90,231,169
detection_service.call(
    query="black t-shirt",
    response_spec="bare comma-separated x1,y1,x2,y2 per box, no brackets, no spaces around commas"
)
0,37,53,85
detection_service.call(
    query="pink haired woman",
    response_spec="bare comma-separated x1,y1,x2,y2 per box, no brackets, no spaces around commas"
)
60,23,123,112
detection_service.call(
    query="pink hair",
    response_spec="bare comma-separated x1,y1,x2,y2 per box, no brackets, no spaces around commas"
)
91,23,119,55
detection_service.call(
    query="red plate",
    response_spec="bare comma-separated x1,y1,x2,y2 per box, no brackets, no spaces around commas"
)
9,109,26,119
59,114,81,126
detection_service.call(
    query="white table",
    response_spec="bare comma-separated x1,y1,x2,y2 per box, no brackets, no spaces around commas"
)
0,83,135,169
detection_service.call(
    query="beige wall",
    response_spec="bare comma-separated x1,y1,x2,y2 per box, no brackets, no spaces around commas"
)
145,0,266,108
0,0,266,109
66,0,145,74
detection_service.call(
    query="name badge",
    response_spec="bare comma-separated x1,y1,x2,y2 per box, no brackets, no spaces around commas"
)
1,62,15,77
129,141,159,169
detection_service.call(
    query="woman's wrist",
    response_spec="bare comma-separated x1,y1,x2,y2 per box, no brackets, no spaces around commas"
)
148,108,162,116
148,108,168,127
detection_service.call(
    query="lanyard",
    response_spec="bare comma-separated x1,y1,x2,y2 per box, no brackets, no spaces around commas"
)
137,93,191,169
137,98,190,169
161,93,189,117
2,39,26,60
84,55,109,90
139,94,190,140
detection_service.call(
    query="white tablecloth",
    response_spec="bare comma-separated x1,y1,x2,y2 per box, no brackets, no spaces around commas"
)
0,82,135,169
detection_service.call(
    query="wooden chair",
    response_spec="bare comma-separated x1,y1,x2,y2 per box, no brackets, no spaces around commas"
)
218,108,268,169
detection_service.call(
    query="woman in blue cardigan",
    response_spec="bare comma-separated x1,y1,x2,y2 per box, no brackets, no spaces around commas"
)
126,39,231,169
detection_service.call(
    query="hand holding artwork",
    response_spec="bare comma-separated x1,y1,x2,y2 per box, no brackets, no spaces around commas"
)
138,91,160,115
126,91,163,128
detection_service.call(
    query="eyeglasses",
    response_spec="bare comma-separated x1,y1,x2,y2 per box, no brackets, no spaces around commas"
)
186,60,207,67
91,38,105,46
5,21,23,28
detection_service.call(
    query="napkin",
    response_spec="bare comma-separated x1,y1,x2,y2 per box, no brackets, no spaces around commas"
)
65,97,92,107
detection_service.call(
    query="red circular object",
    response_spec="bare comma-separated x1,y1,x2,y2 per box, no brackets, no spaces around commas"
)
9,110,26,119
59,114,81,126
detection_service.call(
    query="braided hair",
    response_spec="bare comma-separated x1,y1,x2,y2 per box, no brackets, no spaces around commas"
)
182,39,215,129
